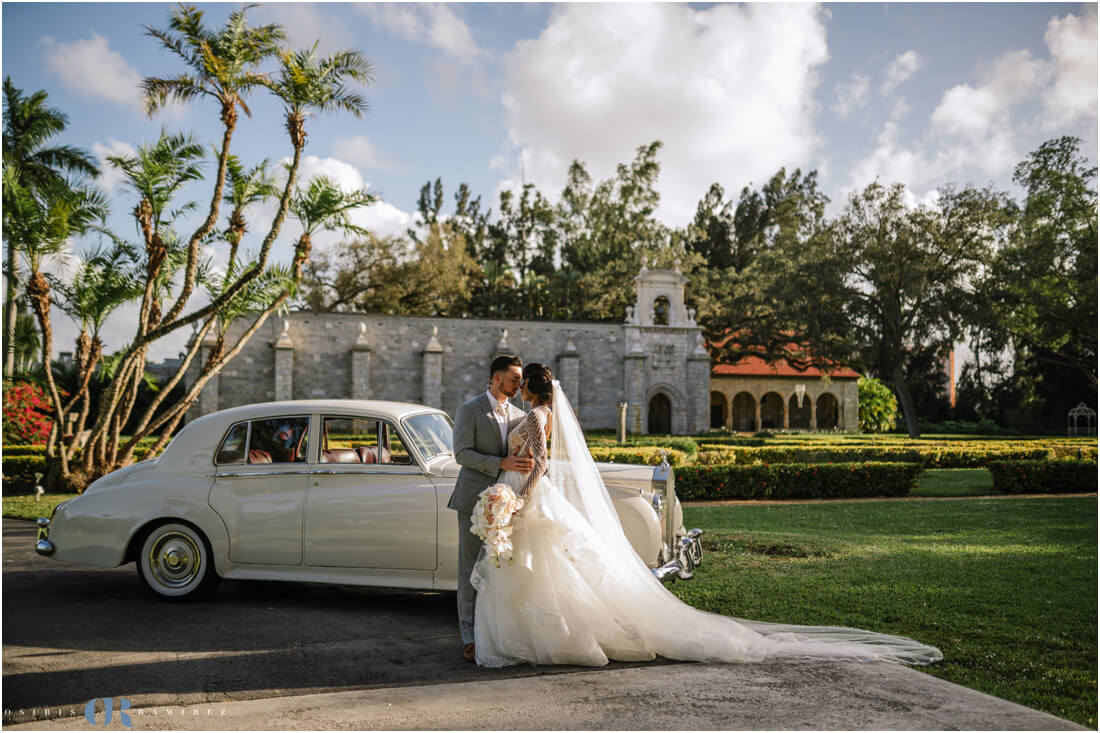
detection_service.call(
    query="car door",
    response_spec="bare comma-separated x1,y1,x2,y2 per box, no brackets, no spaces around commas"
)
209,415,311,566
303,415,437,570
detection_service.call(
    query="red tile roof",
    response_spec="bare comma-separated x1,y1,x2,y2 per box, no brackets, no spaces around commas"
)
712,357,860,379
707,332,861,379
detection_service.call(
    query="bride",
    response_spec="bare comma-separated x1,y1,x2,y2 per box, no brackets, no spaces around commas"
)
471,362,942,668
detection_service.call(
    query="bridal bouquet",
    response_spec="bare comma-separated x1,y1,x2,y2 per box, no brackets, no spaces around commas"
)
470,483,525,567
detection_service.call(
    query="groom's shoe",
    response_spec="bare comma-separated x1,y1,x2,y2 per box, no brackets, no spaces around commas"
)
463,643,476,663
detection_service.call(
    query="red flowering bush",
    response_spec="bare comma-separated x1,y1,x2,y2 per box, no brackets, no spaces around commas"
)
2,380,54,445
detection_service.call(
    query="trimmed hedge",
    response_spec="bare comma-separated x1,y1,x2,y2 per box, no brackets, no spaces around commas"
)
674,462,923,501
3,444,47,456
589,446,688,467
2,455,46,494
692,444,1066,468
987,460,1098,494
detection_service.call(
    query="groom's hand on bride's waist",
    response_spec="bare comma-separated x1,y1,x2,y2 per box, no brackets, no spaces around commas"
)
501,450,533,473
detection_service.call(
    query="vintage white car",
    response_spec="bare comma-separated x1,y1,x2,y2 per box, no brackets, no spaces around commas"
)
36,400,702,600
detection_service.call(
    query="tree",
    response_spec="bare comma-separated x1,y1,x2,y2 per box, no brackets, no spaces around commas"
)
858,376,898,433
696,168,835,369
557,141,667,321
2,77,100,377
983,137,1097,423
3,172,108,473
825,182,1005,437
22,7,377,488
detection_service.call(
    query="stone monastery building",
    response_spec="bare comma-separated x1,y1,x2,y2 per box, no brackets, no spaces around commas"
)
187,264,859,434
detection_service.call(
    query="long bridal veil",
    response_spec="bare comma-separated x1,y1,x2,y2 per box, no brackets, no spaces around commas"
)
547,381,942,665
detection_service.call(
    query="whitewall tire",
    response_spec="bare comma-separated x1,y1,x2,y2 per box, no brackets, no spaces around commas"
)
137,522,219,601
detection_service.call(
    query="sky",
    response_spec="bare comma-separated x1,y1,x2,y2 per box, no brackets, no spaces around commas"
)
2,1,1097,364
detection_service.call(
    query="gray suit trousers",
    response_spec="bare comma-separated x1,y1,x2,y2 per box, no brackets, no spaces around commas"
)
456,510,480,645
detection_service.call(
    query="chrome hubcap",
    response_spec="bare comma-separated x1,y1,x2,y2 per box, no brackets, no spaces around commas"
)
149,532,200,589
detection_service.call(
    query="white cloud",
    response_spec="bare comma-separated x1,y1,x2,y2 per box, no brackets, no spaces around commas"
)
890,96,911,120
329,135,403,172
267,156,413,252
361,3,482,63
250,4,355,56
832,73,869,119
882,50,923,94
91,139,137,193
1041,10,1098,130
40,32,143,110
499,3,829,226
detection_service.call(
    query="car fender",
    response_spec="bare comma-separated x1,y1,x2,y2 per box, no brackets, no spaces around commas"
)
47,474,227,569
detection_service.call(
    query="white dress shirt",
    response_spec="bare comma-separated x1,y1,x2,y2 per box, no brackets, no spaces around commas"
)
487,390,509,449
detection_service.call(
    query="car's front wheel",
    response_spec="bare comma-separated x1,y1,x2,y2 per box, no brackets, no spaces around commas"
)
137,522,219,601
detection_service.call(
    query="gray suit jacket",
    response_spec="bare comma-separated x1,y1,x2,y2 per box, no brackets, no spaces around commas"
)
448,392,526,513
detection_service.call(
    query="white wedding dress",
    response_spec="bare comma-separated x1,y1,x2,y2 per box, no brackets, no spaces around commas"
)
471,382,942,669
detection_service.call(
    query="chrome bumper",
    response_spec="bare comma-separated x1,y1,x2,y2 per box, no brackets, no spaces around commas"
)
35,517,55,556
652,528,703,584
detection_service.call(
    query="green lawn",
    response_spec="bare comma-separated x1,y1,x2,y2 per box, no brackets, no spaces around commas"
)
2,493,77,520
914,468,997,497
673,497,1097,728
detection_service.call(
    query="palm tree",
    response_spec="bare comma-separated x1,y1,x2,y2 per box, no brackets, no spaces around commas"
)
287,175,376,277
3,175,106,475
2,77,100,377
50,242,143,457
222,155,278,267
107,131,205,330
141,4,283,327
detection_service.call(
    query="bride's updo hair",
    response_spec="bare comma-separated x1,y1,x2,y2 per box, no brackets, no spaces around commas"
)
522,362,554,406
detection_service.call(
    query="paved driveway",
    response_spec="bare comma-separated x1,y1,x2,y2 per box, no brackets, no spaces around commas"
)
2,518,1084,730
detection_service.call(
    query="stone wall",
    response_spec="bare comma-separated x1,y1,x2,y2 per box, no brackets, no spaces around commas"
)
187,310,711,433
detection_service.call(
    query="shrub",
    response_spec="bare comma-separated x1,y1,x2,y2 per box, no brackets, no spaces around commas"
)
2,444,48,455
673,462,923,501
2,380,54,444
687,444,1050,468
2,454,47,494
859,377,898,433
987,460,1098,494
589,446,688,466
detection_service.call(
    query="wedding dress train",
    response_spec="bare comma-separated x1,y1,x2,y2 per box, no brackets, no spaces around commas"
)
471,384,942,669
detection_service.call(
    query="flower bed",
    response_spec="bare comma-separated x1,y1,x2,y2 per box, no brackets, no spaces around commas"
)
987,460,1098,494
674,462,923,501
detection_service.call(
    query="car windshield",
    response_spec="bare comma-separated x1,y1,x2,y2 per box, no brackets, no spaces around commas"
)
403,412,454,462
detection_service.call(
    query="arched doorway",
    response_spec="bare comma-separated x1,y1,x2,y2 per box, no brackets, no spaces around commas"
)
648,393,672,434
710,391,728,430
760,392,784,430
816,393,839,430
731,392,756,432
789,395,811,430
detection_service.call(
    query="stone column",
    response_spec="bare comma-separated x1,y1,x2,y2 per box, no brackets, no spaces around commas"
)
623,327,647,434
617,402,628,443
557,331,580,407
422,326,443,408
687,333,711,434
810,395,818,432
197,328,220,416
754,397,762,432
273,319,294,401
350,322,371,401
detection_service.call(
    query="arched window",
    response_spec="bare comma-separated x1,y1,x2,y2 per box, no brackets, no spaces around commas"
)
653,296,670,326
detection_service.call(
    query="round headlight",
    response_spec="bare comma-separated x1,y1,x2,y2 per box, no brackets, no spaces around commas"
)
650,492,664,518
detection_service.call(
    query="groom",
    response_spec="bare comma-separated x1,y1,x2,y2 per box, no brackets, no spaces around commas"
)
450,354,533,662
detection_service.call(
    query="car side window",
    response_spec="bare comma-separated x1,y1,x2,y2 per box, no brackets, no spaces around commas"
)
248,417,309,464
215,422,248,464
320,416,412,465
